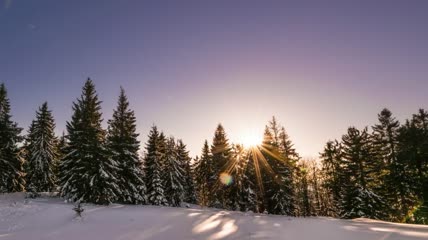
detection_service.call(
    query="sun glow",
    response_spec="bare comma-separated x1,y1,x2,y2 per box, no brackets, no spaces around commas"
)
240,132,263,148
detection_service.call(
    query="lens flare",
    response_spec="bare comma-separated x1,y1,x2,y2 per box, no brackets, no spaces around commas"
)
219,173,233,186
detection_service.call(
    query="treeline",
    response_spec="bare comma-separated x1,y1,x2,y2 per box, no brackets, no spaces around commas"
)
319,108,428,224
0,79,303,215
0,79,426,224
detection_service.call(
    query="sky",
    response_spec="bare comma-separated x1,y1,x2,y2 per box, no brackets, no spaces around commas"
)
1,0,428,158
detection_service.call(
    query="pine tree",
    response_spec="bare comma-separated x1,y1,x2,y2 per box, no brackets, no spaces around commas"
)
143,126,167,205
398,110,428,223
261,118,296,216
372,108,406,219
162,137,184,206
297,164,311,217
194,140,212,206
210,124,232,208
411,110,428,198
320,140,343,216
60,79,120,204
239,149,258,212
107,88,146,204
25,102,58,193
0,83,25,193
177,139,196,204
396,120,421,222
260,126,275,213
339,127,385,219
224,144,244,210
277,125,297,216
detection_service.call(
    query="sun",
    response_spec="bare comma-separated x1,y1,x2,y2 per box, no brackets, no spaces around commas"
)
240,132,263,148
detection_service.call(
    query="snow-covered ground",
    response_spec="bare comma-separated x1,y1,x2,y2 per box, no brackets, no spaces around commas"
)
1,193,427,240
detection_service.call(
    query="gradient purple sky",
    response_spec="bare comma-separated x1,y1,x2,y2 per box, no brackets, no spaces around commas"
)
1,0,428,157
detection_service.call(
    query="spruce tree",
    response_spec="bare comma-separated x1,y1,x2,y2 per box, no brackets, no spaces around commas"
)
0,83,25,193
398,110,428,223
320,140,343,216
240,149,258,212
107,88,146,204
163,137,184,206
260,126,275,213
262,118,296,215
210,124,232,208
372,108,404,219
225,144,245,210
339,127,385,219
277,126,297,216
143,126,167,205
194,140,212,206
56,132,67,185
297,165,311,217
60,79,120,204
25,102,58,193
177,139,196,204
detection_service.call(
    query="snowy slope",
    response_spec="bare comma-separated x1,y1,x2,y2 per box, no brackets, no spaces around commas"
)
1,193,428,240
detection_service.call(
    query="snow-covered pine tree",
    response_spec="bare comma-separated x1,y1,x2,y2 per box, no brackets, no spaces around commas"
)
399,109,428,223
239,149,257,212
277,125,298,216
411,110,428,211
210,124,232,208
262,118,296,216
372,108,405,219
224,144,244,211
59,79,120,204
339,127,385,219
177,139,197,204
55,132,67,185
194,140,212,207
25,102,59,193
320,140,343,216
143,126,167,205
163,137,184,206
296,162,312,217
107,87,146,204
0,83,25,193
260,126,275,213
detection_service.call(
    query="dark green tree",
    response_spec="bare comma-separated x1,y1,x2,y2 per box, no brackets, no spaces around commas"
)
25,102,58,192
60,79,120,204
261,118,296,215
320,140,343,216
143,126,167,205
239,149,258,212
210,124,232,208
339,127,385,219
194,140,212,206
177,139,196,204
163,137,184,206
107,88,146,204
372,108,406,219
0,83,25,193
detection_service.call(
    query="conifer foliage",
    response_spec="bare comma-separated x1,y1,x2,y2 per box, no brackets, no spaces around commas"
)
194,140,212,207
25,102,59,193
60,79,120,204
143,126,167,206
0,83,25,193
210,124,232,208
163,137,184,206
177,139,196,204
319,108,428,223
2,78,427,223
107,88,146,204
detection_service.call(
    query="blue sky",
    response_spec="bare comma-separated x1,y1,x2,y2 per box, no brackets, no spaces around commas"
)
1,0,428,157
